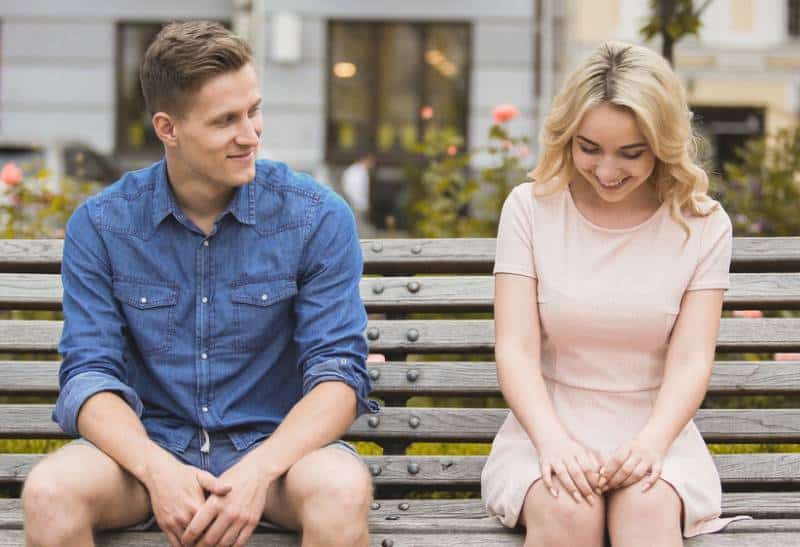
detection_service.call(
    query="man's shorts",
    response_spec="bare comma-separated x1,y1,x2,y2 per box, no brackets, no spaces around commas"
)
67,429,361,531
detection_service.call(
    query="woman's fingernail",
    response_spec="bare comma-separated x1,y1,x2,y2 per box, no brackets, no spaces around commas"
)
599,467,605,475
550,487,558,498
572,492,582,503
594,488,602,496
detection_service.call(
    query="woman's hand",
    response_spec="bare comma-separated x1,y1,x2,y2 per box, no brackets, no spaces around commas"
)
599,437,664,493
538,434,603,505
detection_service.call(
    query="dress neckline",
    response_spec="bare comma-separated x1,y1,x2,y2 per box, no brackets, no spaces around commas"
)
565,184,666,233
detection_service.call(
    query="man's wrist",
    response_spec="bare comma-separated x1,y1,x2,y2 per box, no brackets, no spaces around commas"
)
134,442,176,486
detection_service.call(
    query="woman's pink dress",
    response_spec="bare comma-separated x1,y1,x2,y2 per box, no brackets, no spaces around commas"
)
481,182,749,537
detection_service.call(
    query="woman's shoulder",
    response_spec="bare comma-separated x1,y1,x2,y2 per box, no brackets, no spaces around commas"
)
683,196,733,236
504,179,566,212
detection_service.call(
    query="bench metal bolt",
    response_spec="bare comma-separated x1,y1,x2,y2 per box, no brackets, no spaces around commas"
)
368,416,380,428
406,369,419,383
406,281,420,293
367,327,381,341
407,462,420,475
369,368,380,381
411,244,422,255
369,463,382,476
408,416,421,429
406,328,419,342
398,502,410,511
372,283,385,295
371,502,381,510
371,241,384,253
382,538,395,546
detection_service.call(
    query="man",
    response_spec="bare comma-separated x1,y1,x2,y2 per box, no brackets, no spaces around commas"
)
340,154,375,235
22,21,378,547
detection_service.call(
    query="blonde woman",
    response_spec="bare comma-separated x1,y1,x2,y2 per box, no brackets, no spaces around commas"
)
481,41,748,546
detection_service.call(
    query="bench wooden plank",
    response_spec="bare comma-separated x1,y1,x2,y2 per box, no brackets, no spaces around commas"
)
0,453,797,486
6,273,800,312
2,360,799,396
2,406,799,442
2,318,800,354
0,529,797,546
2,238,799,275
2,497,800,529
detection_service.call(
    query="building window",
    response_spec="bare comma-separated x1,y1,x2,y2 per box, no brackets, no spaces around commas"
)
691,106,765,175
116,23,164,155
116,21,230,156
326,22,471,165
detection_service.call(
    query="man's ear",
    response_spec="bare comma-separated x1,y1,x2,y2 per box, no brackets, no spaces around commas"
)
152,112,178,148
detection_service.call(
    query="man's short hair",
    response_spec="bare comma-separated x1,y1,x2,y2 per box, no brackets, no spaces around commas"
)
140,20,253,117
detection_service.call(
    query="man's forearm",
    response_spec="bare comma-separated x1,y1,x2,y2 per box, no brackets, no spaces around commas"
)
242,381,357,479
77,391,175,486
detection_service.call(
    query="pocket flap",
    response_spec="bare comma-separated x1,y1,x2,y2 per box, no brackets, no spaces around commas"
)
113,280,177,310
232,279,298,307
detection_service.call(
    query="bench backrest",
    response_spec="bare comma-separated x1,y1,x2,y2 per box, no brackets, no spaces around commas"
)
1,237,800,508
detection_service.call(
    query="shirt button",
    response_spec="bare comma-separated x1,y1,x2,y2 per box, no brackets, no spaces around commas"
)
140,297,148,304
201,352,208,360
201,297,208,304
261,294,268,301
202,406,209,413
203,240,209,247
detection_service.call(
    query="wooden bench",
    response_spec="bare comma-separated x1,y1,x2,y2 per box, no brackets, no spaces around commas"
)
1,237,800,546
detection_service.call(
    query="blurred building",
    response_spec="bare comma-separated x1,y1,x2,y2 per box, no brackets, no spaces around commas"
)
565,0,800,174
1,0,798,211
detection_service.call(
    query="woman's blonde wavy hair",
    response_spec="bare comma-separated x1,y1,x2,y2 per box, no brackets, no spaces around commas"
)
530,40,717,235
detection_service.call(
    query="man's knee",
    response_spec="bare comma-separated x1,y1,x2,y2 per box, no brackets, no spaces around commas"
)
22,459,92,544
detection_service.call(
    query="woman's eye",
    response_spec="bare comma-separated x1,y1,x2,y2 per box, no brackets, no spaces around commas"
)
621,151,644,160
579,146,599,154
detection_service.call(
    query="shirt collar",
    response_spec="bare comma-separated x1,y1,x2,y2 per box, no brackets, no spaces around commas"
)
151,159,256,227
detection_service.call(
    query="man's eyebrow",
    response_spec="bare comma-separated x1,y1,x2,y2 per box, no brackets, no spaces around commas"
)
576,135,648,150
209,99,262,121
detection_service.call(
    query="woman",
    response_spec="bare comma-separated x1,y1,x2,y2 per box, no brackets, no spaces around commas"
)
480,41,748,546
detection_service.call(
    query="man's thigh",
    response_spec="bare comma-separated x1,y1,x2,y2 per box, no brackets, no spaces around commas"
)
24,440,152,530
260,443,371,530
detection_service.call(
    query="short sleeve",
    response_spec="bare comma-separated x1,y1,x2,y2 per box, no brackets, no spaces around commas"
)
494,184,536,278
687,207,733,291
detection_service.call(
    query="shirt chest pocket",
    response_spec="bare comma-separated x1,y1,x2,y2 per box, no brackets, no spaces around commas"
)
231,278,298,352
112,280,178,356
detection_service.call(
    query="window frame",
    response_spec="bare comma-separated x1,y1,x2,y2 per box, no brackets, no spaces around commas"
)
324,20,472,166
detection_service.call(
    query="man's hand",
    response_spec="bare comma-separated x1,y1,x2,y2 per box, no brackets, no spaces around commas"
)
181,454,274,547
142,453,231,547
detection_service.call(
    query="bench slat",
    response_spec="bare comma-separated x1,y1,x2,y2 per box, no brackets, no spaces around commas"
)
0,528,798,546
5,273,800,312
1,406,799,442
2,360,799,396
0,453,797,486
2,318,800,353
2,238,799,275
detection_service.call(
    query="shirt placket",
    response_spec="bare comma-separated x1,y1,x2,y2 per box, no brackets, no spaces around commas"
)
196,236,212,439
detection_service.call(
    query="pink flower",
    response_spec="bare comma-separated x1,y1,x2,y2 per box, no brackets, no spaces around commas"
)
1,163,22,186
518,145,529,157
447,145,458,156
775,353,800,361
732,310,763,318
492,104,519,124
420,106,434,120
502,140,513,151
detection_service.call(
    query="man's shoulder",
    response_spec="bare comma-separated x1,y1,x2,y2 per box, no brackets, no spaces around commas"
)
253,159,346,214
77,161,162,235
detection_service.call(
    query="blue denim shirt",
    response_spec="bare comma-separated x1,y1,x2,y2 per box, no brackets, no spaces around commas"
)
54,159,379,453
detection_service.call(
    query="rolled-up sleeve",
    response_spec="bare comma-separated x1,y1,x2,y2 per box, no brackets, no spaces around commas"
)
53,202,143,436
293,190,380,417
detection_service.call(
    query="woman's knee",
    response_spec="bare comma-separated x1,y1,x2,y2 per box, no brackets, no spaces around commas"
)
521,479,605,545
607,479,682,530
